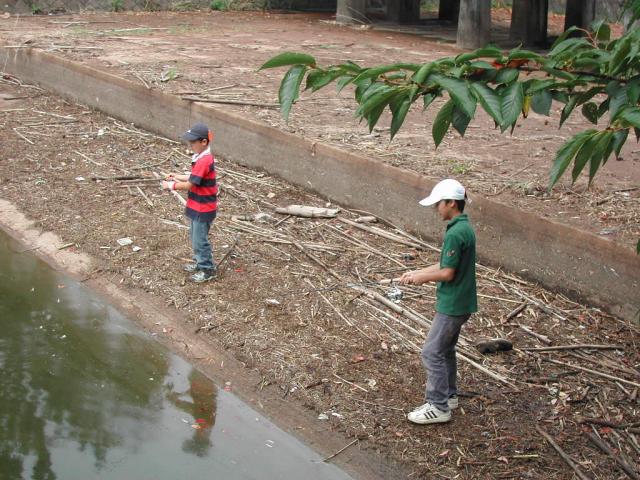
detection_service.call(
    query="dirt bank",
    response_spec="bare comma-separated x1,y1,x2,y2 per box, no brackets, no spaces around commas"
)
1,78,639,478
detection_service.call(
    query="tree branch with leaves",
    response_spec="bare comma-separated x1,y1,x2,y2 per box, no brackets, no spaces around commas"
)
260,1,640,253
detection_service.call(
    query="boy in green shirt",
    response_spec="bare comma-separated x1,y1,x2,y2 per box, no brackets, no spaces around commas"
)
399,179,477,424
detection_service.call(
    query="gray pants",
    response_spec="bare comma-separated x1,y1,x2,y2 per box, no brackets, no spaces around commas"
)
421,312,470,412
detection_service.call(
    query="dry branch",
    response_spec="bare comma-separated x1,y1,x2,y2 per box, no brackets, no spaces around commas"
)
536,426,592,480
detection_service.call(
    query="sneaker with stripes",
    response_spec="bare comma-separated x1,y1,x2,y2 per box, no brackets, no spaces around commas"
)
407,402,452,425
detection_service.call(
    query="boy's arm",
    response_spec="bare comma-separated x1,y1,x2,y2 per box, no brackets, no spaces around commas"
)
398,265,455,285
161,180,193,191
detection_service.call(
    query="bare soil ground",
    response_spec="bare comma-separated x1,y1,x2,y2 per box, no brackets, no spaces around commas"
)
1,9,638,249
1,77,639,479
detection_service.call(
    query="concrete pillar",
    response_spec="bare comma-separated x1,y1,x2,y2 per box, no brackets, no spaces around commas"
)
439,0,460,23
457,0,491,49
336,0,367,24
510,0,548,46
564,0,596,30
387,0,421,24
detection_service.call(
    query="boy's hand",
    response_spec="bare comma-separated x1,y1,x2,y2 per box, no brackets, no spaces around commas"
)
399,270,419,285
161,180,176,191
164,172,177,180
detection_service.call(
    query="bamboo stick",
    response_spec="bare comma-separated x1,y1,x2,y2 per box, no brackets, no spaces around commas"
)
585,432,639,479
547,359,640,389
522,344,624,352
536,426,592,480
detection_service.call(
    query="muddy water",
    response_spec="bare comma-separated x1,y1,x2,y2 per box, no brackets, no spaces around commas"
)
0,231,352,480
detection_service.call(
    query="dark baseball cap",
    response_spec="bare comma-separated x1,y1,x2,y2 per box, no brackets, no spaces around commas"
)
181,122,210,141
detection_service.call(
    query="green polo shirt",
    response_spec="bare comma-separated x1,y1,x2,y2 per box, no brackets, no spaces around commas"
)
436,213,478,316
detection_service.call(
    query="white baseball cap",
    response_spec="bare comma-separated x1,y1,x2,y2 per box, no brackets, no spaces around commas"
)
419,179,468,206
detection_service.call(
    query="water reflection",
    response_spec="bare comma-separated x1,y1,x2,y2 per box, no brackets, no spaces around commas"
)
0,235,171,479
0,232,352,480
166,369,217,458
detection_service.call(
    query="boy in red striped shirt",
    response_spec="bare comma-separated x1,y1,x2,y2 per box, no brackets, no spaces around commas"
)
162,122,218,283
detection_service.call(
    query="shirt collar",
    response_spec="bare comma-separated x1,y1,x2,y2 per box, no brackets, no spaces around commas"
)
191,147,211,163
446,213,468,230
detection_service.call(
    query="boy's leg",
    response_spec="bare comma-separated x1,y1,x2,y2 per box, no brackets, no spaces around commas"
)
444,314,470,399
189,221,196,264
421,313,469,412
190,219,214,272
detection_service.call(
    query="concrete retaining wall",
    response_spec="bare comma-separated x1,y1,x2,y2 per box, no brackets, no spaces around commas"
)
1,0,335,15
1,46,638,320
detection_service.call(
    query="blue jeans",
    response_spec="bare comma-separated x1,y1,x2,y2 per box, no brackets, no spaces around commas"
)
189,219,214,272
421,312,470,412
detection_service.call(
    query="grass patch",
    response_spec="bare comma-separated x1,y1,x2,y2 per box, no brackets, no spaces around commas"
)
168,24,208,35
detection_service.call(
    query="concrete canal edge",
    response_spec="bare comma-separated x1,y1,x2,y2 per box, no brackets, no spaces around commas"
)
1,46,638,321
0,198,407,480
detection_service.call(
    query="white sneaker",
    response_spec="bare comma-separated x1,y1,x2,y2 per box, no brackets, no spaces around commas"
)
411,396,458,412
407,402,451,425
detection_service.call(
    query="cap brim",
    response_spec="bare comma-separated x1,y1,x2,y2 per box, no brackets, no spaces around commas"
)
181,132,200,141
418,195,439,206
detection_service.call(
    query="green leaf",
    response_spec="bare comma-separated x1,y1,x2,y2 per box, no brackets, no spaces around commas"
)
571,130,600,182
582,102,599,124
340,61,362,73
423,93,437,110
549,129,595,187
507,49,544,62
385,72,408,81
451,105,472,136
601,131,617,166
500,82,524,132
390,90,414,140
588,131,614,184
569,130,615,182
560,95,580,127
495,68,519,85
278,65,307,122
591,20,611,42
468,60,496,71
609,86,629,121
336,75,355,93
524,78,556,95
433,75,477,118
352,63,420,83
305,68,345,92
609,36,631,75
470,83,503,124
432,99,455,148
364,101,387,133
455,46,503,64
628,78,640,104
412,62,435,84
541,66,577,81
355,79,379,103
550,26,582,50
597,98,610,119
549,37,591,57
356,85,397,118
619,107,640,128
260,52,316,70
531,90,552,116
611,129,629,159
